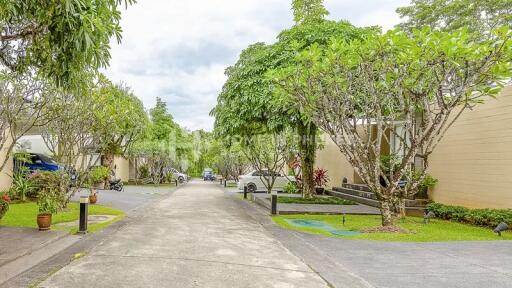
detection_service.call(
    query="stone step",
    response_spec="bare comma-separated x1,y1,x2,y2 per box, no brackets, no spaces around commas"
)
333,186,378,200
326,189,427,216
342,183,372,192
334,186,430,205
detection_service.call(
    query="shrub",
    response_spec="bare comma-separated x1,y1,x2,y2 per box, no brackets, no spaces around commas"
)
0,192,10,220
313,168,329,188
37,189,59,215
283,182,298,194
427,202,512,228
88,166,110,185
31,171,70,209
11,168,36,201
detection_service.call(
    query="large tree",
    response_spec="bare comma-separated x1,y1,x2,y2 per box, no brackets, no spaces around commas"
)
0,71,56,171
275,27,512,226
212,0,369,198
92,76,148,170
0,0,134,86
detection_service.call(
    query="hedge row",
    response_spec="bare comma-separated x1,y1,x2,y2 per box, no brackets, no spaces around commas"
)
426,202,512,228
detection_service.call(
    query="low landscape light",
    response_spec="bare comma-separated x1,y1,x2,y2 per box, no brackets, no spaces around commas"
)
423,211,435,224
494,222,509,236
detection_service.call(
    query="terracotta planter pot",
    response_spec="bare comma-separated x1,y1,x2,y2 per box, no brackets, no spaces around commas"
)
37,214,52,231
89,194,98,204
315,187,325,195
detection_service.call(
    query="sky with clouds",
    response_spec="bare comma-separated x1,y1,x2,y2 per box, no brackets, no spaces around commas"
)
104,0,411,131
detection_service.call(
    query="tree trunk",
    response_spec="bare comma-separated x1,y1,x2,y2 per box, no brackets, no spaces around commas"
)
298,121,317,199
380,198,398,227
102,153,115,187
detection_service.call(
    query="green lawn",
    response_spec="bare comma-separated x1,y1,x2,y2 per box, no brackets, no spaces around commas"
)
1,202,125,234
277,196,356,205
273,214,512,242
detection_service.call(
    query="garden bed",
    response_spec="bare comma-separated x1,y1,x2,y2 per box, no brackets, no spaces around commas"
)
277,196,356,205
273,214,512,242
1,202,124,234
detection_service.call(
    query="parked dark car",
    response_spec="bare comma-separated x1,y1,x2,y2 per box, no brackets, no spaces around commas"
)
203,169,215,181
16,153,77,183
18,153,60,172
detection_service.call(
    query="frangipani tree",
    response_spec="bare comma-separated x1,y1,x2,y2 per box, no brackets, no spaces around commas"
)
242,131,295,194
274,27,512,226
1,0,134,86
397,0,512,35
0,71,56,171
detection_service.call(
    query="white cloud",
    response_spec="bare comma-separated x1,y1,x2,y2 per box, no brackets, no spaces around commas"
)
104,0,410,131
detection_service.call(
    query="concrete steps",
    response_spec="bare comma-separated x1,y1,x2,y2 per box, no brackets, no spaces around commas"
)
327,186,428,216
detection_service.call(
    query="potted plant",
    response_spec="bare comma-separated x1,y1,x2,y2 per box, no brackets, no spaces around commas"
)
87,166,110,204
37,189,59,231
313,168,330,195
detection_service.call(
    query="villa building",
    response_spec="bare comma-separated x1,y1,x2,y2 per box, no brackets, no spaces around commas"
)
316,85,512,209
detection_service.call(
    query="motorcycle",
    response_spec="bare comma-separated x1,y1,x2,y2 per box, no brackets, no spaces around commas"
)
109,178,124,191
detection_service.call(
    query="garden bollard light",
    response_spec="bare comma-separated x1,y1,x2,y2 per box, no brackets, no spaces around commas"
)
175,179,178,186
271,190,278,215
224,180,227,187
243,186,248,199
78,195,89,234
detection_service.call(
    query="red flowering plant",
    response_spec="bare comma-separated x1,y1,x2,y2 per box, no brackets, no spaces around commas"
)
0,192,10,220
313,168,330,188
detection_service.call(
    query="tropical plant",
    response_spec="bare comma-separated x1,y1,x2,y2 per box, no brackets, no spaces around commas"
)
275,26,512,226
397,0,512,35
0,192,10,220
37,189,59,215
88,166,110,186
283,182,299,194
31,171,70,208
11,170,35,201
212,0,366,198
0,0,135,86
242,131,295,194
313,168,329,188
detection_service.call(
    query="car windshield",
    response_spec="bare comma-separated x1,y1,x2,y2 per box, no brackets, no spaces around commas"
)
36,154,57,164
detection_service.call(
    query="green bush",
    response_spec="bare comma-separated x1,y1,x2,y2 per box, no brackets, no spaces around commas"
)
88,166,110,185
12,168,36,201
0,192,10,220
283,182,298,194
31,171,70,208
37,189,60,215
427,202,512,228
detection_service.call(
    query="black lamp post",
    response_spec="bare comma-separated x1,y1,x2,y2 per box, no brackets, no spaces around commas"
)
78,195,89,234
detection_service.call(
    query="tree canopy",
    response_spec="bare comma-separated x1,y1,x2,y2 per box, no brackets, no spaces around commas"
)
397,0,512,34
0,0,135,86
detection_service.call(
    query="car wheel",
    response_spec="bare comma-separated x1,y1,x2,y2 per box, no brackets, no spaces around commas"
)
179,177,185,184
247,183,257,193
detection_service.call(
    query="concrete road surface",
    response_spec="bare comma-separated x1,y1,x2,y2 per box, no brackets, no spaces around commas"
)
39,180,328,288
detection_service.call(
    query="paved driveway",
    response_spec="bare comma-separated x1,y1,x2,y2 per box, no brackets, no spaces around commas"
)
237,196,512,288
70,185,176,212
40,180,327,287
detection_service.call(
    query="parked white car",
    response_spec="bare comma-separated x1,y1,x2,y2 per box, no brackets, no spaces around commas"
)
169,168,188,183
238,170,295,193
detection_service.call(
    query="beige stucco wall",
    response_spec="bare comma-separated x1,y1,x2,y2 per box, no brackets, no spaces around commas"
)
113,156,130,182
315,134,355,188
0,133,14,191
429,86,512,209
